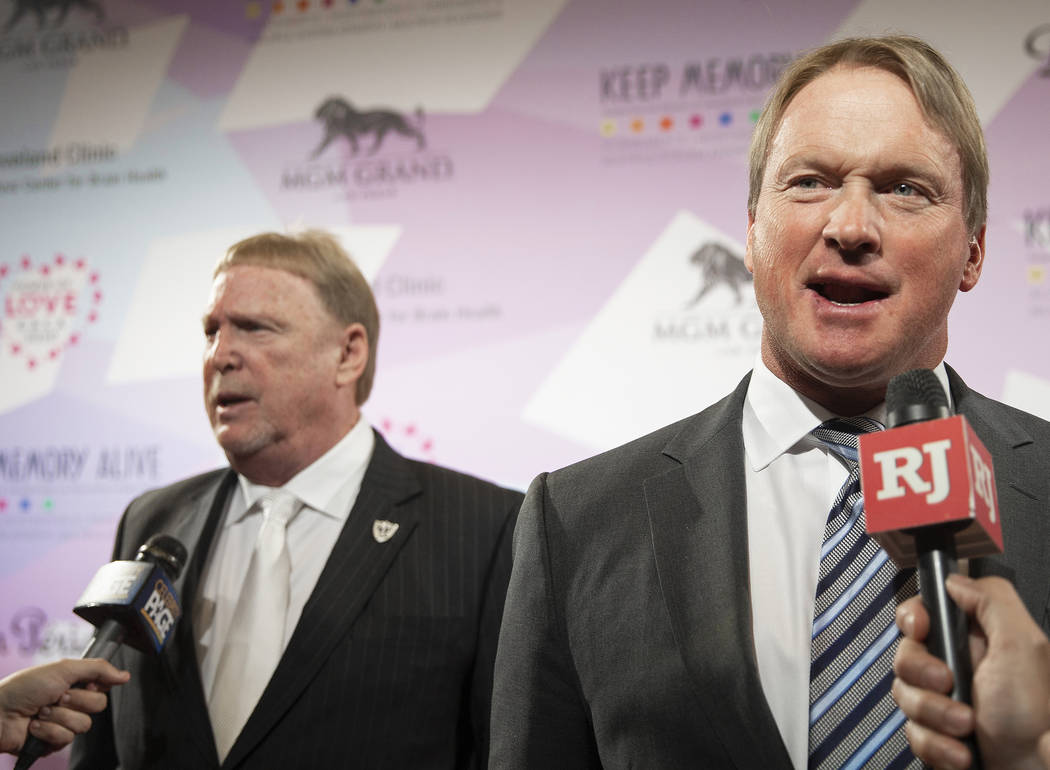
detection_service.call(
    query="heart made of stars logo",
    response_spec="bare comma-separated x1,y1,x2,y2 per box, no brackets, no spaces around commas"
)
0,253,102,371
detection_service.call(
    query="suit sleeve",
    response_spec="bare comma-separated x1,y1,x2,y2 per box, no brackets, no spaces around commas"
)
488,474,601,769
467,491,520,769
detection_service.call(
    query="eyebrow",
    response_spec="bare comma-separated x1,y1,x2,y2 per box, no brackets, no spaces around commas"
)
202,310,287,330
777,154,947,185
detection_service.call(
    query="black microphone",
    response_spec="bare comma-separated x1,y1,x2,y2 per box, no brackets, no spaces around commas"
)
860,369,1002,770
14,535,187,770
883,371,976,709
73,534,188,659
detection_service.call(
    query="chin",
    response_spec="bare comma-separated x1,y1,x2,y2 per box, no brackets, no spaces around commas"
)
801,353,899,389
216,431,268,462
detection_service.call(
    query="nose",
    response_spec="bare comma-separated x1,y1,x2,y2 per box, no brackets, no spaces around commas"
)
822,186,881,256
205,327,241,373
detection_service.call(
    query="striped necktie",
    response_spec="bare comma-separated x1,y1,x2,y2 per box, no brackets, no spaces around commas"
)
808,417,920,770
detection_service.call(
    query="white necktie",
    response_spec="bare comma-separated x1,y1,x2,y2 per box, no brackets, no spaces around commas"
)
208,489,301,763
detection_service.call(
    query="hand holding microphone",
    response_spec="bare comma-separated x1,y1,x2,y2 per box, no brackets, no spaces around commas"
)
13,534,187,770
894,575,1050,770
0,658,129,755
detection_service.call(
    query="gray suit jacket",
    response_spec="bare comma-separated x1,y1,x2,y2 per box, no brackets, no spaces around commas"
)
490,367,1050,769
71,430,523,770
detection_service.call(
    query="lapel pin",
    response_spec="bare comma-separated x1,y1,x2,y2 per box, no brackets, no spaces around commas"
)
372,519,399,543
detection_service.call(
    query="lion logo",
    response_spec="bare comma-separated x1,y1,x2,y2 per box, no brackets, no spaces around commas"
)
4,0,104,32
685,242,753,307
311,97,426,158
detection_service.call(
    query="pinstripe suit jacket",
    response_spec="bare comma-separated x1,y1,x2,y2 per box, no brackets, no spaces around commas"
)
70,430,523,770
490,366,1050,769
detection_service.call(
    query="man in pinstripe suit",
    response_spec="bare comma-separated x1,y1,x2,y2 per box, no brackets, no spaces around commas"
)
71,230,523,769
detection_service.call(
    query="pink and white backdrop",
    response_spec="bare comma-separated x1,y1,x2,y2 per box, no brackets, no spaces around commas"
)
1,0,1048,764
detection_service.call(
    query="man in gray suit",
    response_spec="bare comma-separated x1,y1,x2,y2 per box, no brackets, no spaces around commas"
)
490,35,1050,769
71,230,523,769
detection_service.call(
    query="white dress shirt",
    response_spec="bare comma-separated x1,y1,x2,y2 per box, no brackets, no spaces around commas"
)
194,417,375,704
742,357,952,769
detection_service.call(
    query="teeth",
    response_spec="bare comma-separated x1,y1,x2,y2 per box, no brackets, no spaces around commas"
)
830,300,863,307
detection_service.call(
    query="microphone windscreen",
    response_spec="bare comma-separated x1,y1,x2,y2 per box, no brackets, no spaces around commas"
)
136,534,188,580
886,368,951,428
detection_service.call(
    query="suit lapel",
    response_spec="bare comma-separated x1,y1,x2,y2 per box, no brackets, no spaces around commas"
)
122,468,236,764
151,469,237,766
226,432,422,767
167,471,239,636
645,375,791,769
948,366,1050,616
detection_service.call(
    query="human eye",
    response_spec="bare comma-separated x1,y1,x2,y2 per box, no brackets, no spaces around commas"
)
794,177,824,190
784,175,832,201
232,316,268,333
882,174,934,202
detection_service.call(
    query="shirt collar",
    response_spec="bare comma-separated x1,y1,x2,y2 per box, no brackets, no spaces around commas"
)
742,356,952,472
234,417,375,523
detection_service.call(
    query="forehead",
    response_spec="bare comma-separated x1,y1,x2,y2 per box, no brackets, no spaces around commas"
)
770,65,957,169
789,65,915,115
206,264,325,317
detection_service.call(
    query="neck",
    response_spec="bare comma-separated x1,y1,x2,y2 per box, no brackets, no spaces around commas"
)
762,356,886,417
795,379,886,417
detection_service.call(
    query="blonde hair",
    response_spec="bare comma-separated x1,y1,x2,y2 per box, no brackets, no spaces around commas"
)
217,230,380,405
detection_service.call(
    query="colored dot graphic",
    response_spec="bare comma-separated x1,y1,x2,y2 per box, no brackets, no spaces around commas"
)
0,497,58,514
600,108,760,137
378,418,436,460
263,0,381,15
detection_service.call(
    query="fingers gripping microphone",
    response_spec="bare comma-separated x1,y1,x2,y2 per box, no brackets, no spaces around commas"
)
14,535,187,770
859,369,1003,766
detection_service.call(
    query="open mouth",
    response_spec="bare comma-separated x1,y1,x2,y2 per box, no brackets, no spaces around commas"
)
216,393,252,408
809,282,888,307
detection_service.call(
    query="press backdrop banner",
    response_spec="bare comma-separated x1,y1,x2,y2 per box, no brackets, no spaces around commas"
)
1,2,1049,765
